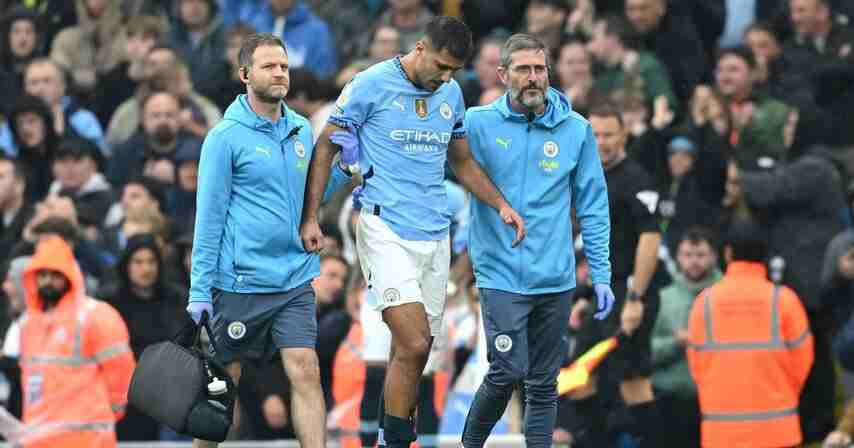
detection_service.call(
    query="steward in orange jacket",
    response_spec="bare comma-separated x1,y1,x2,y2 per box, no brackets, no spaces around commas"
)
687,220,813,448
331,322,365,448
18,236,135,448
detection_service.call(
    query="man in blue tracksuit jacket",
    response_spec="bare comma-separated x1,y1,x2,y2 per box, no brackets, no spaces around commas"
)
187,33,353,448
461,34,614,448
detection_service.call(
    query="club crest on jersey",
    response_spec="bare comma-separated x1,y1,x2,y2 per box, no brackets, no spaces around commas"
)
439,102,453,120
543,141,559,158
415,98,428,119
294,141,306,158
228,321,247,340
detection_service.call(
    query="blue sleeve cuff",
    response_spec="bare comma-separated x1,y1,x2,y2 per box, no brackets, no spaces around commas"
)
590,273,612,286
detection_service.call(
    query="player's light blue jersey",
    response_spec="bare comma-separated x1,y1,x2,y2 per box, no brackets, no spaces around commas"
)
329,57,466,241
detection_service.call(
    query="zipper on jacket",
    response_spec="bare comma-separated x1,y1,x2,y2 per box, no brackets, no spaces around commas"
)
519,118,533,289
280,125,302,289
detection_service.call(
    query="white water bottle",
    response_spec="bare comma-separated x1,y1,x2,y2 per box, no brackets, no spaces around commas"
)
207,377,228,411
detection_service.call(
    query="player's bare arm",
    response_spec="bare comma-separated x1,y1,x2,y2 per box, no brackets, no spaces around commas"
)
300,122,347,252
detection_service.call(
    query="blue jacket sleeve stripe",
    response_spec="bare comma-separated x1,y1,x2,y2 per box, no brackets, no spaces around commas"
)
189,130,233,301
573,124,612,285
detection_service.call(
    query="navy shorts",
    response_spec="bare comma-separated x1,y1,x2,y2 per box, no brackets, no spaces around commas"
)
210,282,317,364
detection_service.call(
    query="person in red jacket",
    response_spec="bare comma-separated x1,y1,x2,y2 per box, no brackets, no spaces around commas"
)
18,235,135,448
687,219,813,448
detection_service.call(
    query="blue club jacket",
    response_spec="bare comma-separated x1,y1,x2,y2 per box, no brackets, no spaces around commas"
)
465,88,611,294
190,95,350,301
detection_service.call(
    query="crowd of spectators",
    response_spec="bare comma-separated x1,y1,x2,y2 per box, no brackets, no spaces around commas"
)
1,0,854,446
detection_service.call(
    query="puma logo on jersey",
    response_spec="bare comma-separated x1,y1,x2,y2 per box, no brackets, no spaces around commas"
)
392,99,406,111
496,137,511,149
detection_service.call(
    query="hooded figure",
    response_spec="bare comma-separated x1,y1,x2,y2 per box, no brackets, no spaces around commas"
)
97,233,189,441
8,94,58,202
0,8,46,109
18,236,134,448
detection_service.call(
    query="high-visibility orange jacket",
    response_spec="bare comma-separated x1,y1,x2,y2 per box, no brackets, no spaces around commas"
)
331,322,365,448
19,237,135,448
687,261,813,448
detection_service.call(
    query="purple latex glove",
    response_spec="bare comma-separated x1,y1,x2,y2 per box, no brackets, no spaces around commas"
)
187,301,213,325
593,284,615,320
330,129,359,168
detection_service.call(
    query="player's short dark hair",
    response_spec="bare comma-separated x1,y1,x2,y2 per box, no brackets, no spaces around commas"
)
588,101,624,127
424,16,474,61
500,33,550,68
238,32,287,70
725,218,768,262
717,45,757,69
680,226,718,250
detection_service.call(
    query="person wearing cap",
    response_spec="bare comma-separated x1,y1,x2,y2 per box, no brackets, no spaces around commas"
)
655,133,728,255
49,137,114,231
